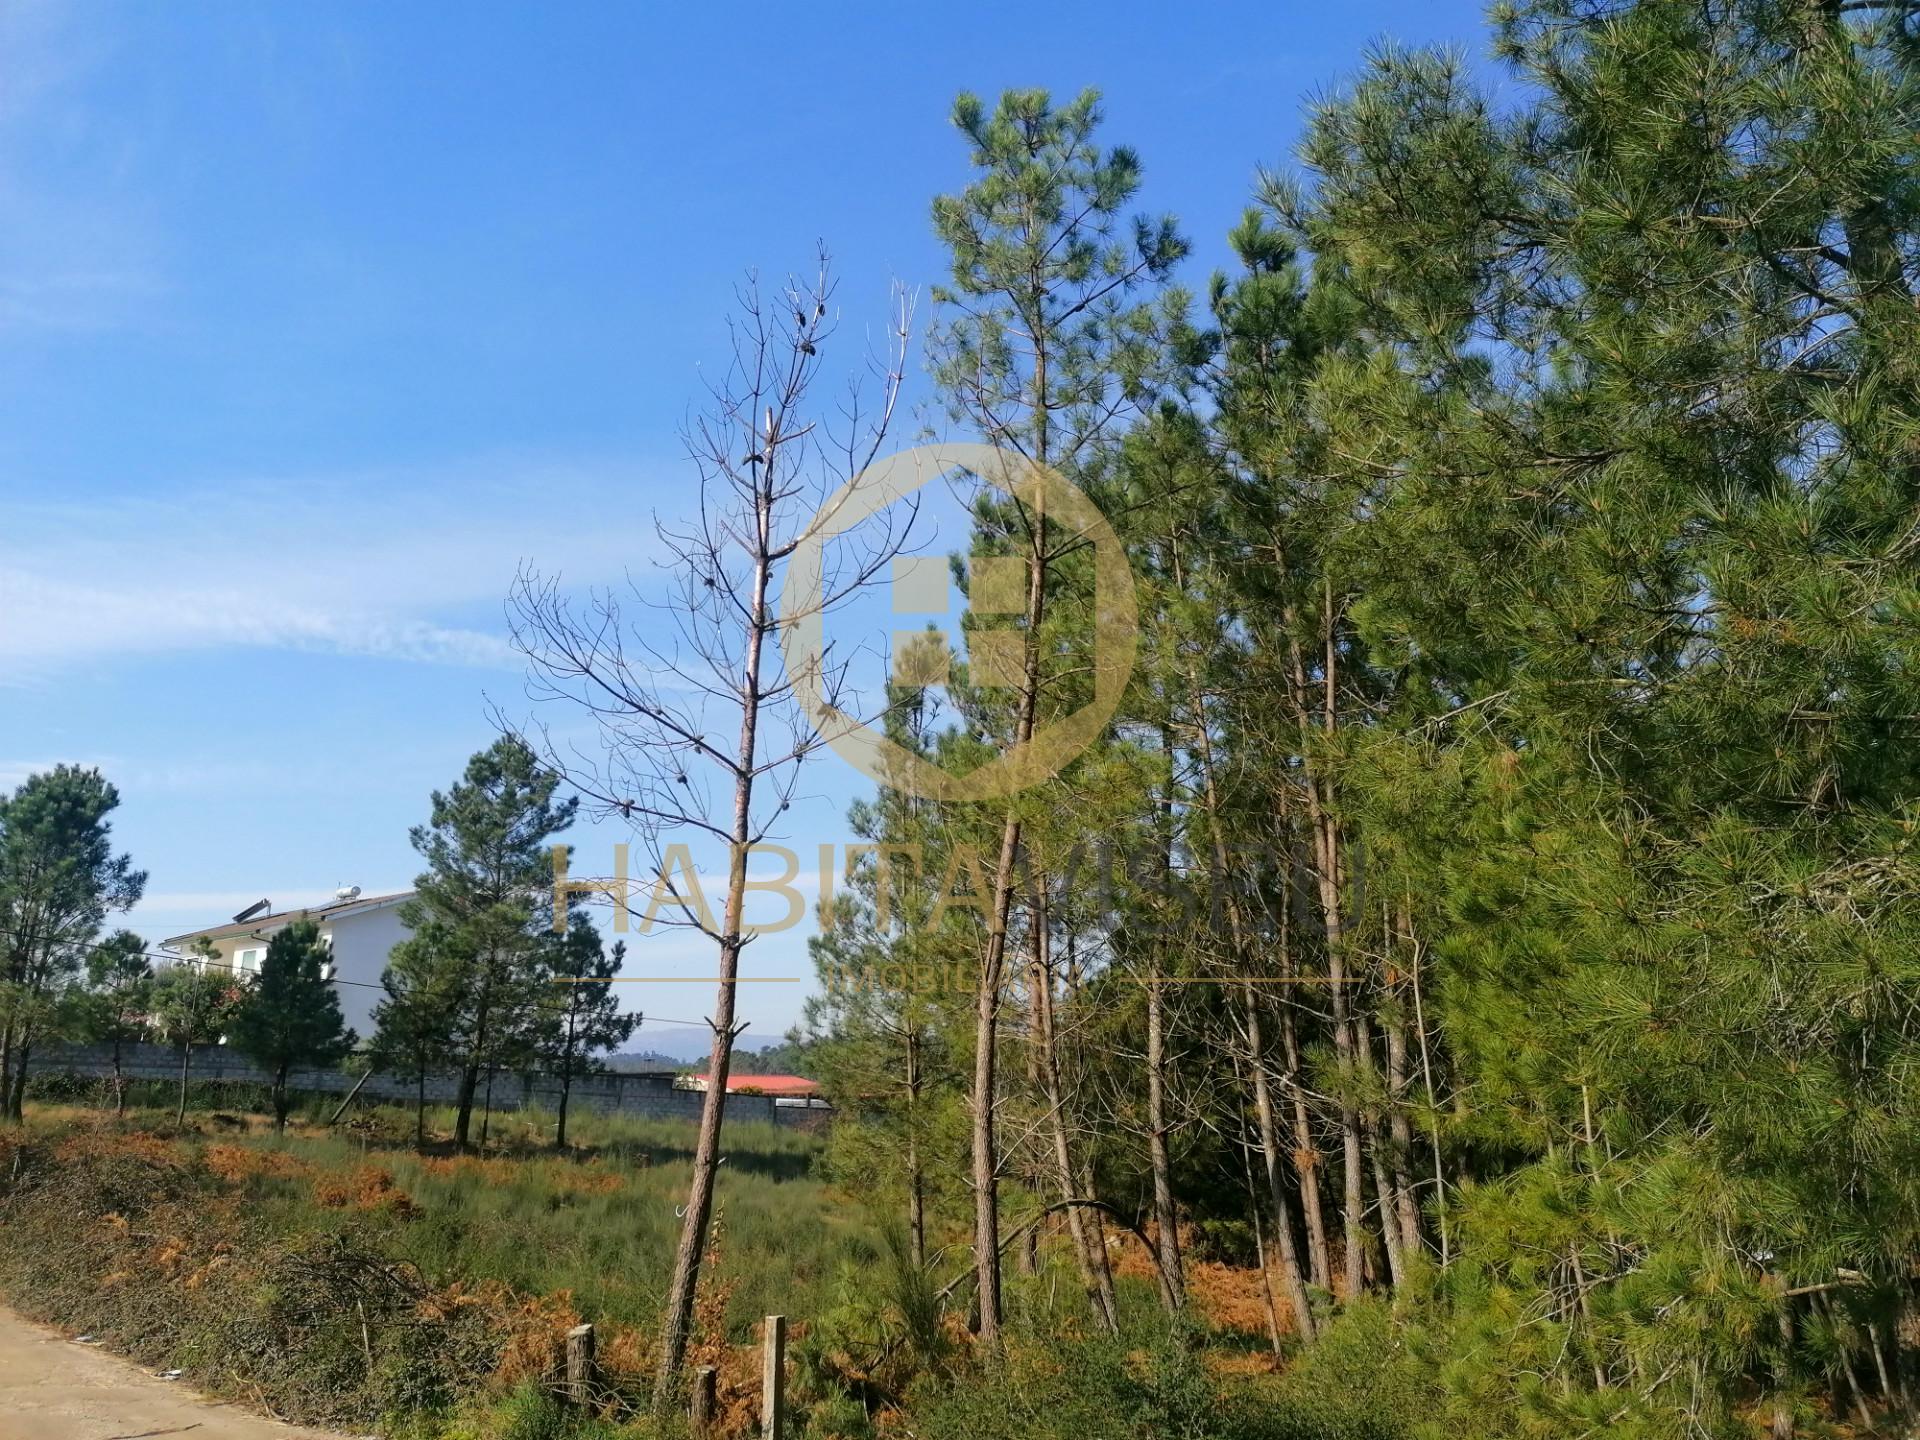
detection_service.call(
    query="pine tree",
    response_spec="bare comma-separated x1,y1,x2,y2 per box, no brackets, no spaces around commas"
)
370,920,460,1149
229,918,354,1133
1270,2,1920,1428
0,765,146,1121
803,657,974,1272
537,912,636,1149
928,85,1188,1348
78,929,152,1117
151,948,237,1128
396,736,576,1150
503,254,913,1395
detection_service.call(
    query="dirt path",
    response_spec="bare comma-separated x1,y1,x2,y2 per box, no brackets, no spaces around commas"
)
0,1307,359,1440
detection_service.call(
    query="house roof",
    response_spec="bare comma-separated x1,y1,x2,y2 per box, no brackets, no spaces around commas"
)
161,890,414,948
693,1073,822,1098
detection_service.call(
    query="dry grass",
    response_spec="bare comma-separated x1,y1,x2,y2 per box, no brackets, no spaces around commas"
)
0,1102,862,1436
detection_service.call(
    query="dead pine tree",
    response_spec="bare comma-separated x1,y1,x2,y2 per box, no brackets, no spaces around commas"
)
506,251,913,1400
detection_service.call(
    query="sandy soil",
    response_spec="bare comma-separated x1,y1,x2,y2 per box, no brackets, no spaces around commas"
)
0,1306,359,1440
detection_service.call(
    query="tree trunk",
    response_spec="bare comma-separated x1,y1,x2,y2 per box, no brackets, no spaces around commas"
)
1145,968,1185,1312
1030,911,1119,1332
415,1064,427,1150
1278,957,1332,1290
1243,982,1317,1341
969,471,1054,1354
1284,601,1366,1301
655,431,776,1396
6,1030,31,1121
480,1063,496,1149
905,1028,926,1268
454,1061,479,1150
112,1038,126,1118
273,1059,290,1134
1383,987,1422,1264
1366,1105,1404,1289
657,962,741,1395
556,1067,573,1150
970,812,1019,1351
177,1041,192,1126
1061,934,1119,1322
1319,831,1365,1300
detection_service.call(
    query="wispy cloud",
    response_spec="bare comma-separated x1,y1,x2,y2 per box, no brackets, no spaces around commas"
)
0,457,662,681
0,2,165,332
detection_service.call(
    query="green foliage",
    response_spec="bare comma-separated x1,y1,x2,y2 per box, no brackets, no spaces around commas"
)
1271,1299,1432,1440
150,961,238,1051
0,765,146,1118
908,1331,1286,1440
71,929,153,1063
379,737,579,1147
534,913,637,1147
228,919,354,1128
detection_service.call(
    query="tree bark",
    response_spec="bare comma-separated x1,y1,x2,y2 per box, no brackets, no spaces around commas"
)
1145,968,1185,1312
5,1028,31,1121
479,1063,496,1149
176,1041,192,1126
1030,908,1119,1331
1283,589,1366,1300
1277,942,1332,1291
655,411,776,1395
454,1061,479,1150
1383,971,1422,1264
1243,982,1318,1341
905,1027,926,1268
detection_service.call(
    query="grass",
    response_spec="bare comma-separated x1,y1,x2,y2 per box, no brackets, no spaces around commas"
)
21,1091,864,1340
0,1093,1338,1440
0,1097,870,1435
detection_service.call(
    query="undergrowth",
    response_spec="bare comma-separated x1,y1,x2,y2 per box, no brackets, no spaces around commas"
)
0,1105,1390,1440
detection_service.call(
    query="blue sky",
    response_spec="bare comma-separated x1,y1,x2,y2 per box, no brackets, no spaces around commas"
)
0,0,1491,1042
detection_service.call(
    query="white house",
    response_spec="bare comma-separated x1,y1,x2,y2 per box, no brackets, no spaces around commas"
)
161,887,415,1041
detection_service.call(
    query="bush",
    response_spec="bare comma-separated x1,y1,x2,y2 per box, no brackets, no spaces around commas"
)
1271,1298,1435,1440
907,1331,1288,1440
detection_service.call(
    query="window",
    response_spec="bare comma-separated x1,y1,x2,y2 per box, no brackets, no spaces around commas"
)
237,948,262,976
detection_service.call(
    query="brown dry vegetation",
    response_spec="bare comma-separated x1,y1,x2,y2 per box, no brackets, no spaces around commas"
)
0,1104,1315,1440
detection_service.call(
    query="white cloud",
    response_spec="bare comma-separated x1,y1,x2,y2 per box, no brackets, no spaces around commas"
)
0,457,663,680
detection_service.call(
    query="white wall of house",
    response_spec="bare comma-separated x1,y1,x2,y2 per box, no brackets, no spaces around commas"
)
170,895,413,1045
317,905,409,1040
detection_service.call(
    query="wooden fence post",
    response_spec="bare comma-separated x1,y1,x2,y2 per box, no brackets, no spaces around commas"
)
761,1314,786,1440
691,1364,718,1434
565,1322,596,1407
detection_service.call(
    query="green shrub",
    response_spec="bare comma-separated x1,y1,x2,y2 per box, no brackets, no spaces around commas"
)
1271,1298,1434,1440
908,1332,1287,1440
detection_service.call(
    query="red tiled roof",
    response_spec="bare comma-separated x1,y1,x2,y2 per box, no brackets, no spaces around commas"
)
696,1073,821,1097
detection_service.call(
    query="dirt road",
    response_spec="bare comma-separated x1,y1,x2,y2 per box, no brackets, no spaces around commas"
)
0,1307,357,1440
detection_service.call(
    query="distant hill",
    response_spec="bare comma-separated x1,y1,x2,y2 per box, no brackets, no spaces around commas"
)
602,1050,684,1073
604,1026,814,1075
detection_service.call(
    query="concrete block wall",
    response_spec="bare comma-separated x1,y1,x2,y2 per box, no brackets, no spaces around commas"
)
25,1041,823,1130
